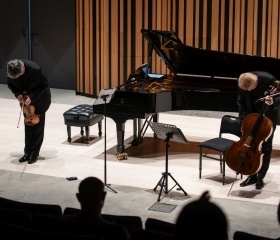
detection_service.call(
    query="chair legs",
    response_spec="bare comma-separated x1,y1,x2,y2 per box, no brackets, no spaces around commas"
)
200,149,243,185
222,156,225,185
199,147,226,185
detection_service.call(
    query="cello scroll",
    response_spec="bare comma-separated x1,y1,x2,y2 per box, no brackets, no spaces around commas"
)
255,80,280,103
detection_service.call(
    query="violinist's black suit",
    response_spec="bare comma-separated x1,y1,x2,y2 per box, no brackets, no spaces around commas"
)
7,60,51,163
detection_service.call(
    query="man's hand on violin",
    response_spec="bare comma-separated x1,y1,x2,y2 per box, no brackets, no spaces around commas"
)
18,95,31,106
17,95,24,103
265,96,273,105
24,96,31,106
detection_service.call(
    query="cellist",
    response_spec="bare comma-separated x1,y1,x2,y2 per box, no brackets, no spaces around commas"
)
237,71,280,189
7,59,51,164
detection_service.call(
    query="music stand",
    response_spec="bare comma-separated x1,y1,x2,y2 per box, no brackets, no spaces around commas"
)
94,88,117,193
149,122,188,202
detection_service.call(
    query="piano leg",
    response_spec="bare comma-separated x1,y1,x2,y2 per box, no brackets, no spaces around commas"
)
131,118,143,146
116,121,126,153
116,118,142,152
114,114,155,154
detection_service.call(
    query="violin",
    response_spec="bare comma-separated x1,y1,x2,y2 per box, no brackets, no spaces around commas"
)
23,104,40,126
21,92,40,126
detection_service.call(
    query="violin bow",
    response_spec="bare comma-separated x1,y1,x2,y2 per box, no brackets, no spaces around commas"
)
17,103,24,128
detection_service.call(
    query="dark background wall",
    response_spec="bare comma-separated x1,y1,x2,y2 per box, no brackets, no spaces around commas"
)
0,0,76,90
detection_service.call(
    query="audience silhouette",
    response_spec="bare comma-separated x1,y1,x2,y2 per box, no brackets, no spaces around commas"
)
62,176,110,224
175,190,228,240
0,178,278,239
31,176,130,240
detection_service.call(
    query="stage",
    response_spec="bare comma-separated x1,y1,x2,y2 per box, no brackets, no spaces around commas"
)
0,84,279,239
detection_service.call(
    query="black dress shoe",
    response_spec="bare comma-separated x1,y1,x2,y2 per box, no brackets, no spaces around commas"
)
240,175,257,187
27,154,38,164
256,177,264,190
19,154,30,163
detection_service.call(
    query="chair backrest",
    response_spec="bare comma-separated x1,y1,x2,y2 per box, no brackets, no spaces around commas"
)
0,222,104,240
33,213,130,240
130,228,173,240
64,207,143,235
219,115,242,138
0,207,33,227
63,206,80,215
0,197,62,217
102,213,143,234
145,218,175,236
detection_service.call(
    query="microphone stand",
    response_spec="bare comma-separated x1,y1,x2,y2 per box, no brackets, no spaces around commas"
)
102,95,117,193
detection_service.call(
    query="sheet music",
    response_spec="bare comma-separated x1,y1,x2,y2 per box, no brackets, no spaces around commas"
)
149,122,188,144
94,88,116,105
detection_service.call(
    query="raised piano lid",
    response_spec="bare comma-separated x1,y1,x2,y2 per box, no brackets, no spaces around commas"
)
141,29,280,80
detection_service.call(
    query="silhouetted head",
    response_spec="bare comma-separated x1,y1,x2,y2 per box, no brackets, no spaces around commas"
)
175,191,228,240
76,176,106,213
7,59,25,79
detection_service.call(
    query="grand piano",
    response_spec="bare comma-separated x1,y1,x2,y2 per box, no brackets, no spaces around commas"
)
93,29,280,154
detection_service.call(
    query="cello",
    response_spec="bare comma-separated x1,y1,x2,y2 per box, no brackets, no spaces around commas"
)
224,81,280,176
225,103,273,176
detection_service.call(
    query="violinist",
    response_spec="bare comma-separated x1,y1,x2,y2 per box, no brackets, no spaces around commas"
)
237,71,280,189
7,59,51,164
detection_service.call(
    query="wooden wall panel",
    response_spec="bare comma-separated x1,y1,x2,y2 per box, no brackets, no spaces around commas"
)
110,0,119,88
267,1,272,57
278,2,280,58
186,0,194,46
246,0,254,54
76,0,280,96
219,0,225,51
229,0,235,52
271,0,279,58
76,0,82,92
252,0,258,56
261,0,267,57
211,0,219,50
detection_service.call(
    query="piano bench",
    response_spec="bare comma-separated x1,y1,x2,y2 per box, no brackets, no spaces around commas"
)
63,104,104,144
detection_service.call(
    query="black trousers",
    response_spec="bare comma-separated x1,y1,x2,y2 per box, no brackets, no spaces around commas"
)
257,125,276,179
24,113,46,156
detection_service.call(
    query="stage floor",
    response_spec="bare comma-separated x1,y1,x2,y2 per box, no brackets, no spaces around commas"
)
0,84,279,239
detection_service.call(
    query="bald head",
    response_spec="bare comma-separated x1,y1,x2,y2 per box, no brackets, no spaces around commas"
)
238,72,258,91
76,177,106,214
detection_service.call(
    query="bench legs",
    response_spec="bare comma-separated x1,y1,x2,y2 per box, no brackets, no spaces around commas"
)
85,126,89,144
67,126,71,143
66,120,102,144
